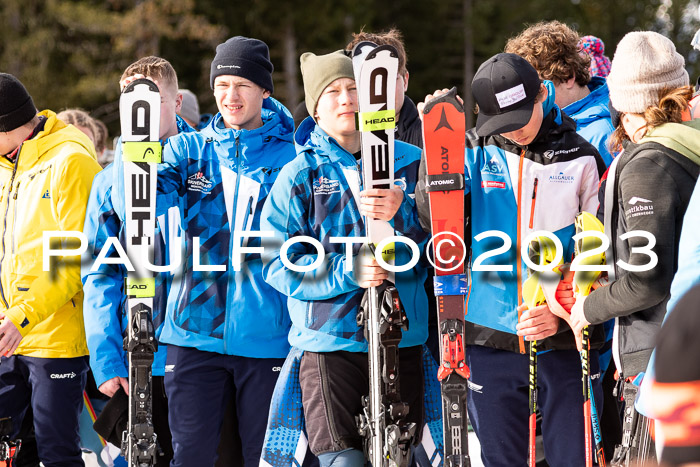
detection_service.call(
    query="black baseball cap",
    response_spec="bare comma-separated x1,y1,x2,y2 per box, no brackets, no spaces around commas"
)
472,53,542,137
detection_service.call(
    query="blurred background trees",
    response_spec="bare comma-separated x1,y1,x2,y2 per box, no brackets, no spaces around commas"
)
2,0,698,138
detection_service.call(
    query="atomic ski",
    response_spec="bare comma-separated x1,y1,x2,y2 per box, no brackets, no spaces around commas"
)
119,78,161,467
422,87,470,467
353,42,415,467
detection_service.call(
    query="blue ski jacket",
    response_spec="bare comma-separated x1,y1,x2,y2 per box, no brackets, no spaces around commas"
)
417,82,607,354
563,76,615,167
260,117,429,353
134,98,297,358
82,116,192,388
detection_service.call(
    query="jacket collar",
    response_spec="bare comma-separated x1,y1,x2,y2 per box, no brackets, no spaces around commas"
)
201,97,294,159
294,116,358,167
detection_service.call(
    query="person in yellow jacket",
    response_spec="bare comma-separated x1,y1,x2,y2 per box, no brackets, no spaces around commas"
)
0,73,101,466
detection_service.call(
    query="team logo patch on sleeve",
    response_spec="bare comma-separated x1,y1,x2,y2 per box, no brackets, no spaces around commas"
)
187,171,213,194
313,176,341,195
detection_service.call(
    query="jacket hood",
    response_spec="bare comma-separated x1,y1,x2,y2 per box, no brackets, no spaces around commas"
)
294,115,356,166
1,110,97,170
203,96,294,151
563,77,611,126
641,119,700,167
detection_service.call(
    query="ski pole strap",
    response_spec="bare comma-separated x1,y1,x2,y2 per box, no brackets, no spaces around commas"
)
122,141,162,163
433,274,469,296
356,109,396,132
125,278,156,298
425,173,465,192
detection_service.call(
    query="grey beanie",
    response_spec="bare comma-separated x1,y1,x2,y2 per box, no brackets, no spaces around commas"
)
210,36,274,92
607,31,689,114
178,89,200,125
300,50,354,117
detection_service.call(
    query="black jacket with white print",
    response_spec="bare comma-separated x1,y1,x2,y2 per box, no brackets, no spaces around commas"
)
585,139,700,376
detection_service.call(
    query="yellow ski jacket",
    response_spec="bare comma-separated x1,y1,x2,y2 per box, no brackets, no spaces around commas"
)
0,110,101,358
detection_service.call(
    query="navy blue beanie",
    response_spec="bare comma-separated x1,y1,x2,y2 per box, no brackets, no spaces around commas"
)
210,36,274,92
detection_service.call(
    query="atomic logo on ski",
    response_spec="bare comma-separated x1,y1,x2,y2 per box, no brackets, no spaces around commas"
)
434,108,454,132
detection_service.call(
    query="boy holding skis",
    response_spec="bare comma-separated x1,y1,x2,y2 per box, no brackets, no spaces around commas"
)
109,37,298,466
416,53,607,466
82,55,194,465
260,50,430,466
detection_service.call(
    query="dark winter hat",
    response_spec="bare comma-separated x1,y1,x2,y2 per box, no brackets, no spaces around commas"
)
651,283,700,465
472,53,542,137
300,50,354,118
210,36,274,92
0,73,37,132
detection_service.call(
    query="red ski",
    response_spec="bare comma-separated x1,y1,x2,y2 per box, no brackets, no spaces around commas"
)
422,87,470,467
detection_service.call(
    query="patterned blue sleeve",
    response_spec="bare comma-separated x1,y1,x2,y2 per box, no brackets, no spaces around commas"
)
261,167,361,301
82,170,128,388
154,138,189,216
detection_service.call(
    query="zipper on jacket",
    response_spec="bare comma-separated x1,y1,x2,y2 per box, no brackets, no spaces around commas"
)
223,136,242,355
528,178,538,230
516,149,526,354
0,146,22,309
11,180,21,255
242,196,254,231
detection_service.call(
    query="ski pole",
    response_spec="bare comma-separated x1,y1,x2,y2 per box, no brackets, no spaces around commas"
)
573,212,608,467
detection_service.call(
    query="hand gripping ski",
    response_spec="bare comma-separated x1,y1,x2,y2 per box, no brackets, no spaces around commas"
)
353,41,416,467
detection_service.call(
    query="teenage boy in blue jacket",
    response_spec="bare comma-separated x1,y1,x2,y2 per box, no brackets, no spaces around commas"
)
110,37,297,466
416,53,607,466
261,50,430,467
82,55,192,465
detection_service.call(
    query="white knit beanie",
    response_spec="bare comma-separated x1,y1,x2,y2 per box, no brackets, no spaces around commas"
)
607,31,689,114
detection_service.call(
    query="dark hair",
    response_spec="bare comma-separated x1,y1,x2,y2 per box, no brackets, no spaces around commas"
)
346,28,408,76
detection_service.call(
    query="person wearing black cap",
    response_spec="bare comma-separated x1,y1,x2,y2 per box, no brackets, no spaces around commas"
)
0,73,102,466
109,37,299,466
415,53,607,465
